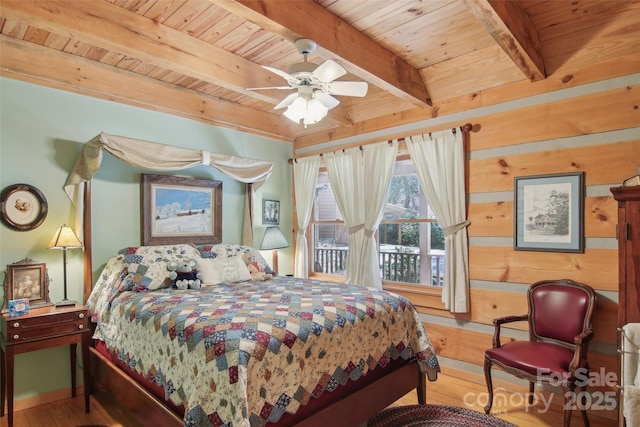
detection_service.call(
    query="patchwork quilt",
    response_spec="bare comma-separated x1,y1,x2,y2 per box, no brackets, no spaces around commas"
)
89,260,440,427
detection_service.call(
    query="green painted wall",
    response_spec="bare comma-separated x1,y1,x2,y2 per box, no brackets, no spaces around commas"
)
0,77,293,402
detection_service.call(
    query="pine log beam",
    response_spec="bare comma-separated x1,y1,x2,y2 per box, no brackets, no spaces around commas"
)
210,0,433,108
462,0,545,81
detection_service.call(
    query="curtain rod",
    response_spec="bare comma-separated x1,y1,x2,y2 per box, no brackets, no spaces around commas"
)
288,122,473,164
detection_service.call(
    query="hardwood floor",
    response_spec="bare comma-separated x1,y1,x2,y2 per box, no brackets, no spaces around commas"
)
1,373,618,426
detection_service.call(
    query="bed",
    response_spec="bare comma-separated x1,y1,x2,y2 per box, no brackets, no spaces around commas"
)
85,243,440,427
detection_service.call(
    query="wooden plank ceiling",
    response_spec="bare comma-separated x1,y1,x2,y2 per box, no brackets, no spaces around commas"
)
1,0,639,145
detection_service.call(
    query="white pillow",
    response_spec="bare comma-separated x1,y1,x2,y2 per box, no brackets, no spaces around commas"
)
197,257,223,286
198,256,251,285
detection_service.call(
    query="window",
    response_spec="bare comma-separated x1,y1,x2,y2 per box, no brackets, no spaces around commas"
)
379,157,444,287
311,171,349,275
309,155,445,287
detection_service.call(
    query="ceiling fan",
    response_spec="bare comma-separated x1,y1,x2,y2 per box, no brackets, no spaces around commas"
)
247,39,368,125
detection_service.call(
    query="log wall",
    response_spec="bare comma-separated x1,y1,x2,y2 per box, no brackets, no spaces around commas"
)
296,70,640,422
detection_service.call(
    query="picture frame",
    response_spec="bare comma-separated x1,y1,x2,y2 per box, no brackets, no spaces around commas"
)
262,199,280,225
2,258,52,312
141,174,222,246
514,172,584,253
0,183,48,232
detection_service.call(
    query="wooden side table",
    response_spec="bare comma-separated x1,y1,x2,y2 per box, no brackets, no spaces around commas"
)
0,305,90,427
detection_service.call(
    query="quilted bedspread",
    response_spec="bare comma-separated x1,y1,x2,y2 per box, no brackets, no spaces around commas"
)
93,273,440,427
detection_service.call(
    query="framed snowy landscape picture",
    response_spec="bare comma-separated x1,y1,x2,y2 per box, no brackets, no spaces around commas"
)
142,174,222,245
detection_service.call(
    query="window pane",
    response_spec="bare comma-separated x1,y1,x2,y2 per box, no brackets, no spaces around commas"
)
386,160,436,220
379,223,444,286
312,224,348,274
315,172,341,221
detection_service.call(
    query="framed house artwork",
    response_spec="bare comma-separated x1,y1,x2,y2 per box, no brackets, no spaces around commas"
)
514,172,585,253
2,258,52,313
262,199,280,225
141,174,222,245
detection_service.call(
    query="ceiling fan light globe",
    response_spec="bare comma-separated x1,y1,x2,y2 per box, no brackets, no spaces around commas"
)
304,98,329,124
283,96,328,125
283,97,308,123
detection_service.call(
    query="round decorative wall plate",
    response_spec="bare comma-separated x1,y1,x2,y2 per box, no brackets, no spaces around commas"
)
0,184,48,231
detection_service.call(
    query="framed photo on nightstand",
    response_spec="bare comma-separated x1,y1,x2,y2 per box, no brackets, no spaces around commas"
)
2,258,52,312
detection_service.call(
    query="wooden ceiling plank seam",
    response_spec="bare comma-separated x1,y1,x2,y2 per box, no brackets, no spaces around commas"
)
355,1,457,39
139,0,185,24
160,0,214,31
0,0,285,105
42,32,71,50
209,0,433,107
461,0,546,82
195,10,246,44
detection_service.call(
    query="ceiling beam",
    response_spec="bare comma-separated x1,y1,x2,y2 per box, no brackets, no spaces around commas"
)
0,35,296,141
0,0,286,105
461,0,545,81
210,0,433,108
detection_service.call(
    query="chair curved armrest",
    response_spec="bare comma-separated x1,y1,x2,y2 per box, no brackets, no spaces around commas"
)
491,314,528,348
493,314,528,326
569,329,595,372
574,329,595,345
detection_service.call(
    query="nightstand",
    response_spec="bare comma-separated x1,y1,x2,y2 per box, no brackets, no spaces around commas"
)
0,305,90,427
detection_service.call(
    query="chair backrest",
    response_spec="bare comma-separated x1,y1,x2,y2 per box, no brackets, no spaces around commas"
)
528,279,596,348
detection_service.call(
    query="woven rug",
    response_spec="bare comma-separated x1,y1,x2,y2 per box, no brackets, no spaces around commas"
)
368,404,517,427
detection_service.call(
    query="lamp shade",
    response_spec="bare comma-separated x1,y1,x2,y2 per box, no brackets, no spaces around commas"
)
260,226,289,250
48,224,83,249
283,95,329,126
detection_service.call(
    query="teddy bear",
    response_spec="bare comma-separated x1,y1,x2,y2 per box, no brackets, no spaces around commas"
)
242,251,272,281
167,259,202,290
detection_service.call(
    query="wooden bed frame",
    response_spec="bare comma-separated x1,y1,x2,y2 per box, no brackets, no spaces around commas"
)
90,345,426,427
80,179,429,426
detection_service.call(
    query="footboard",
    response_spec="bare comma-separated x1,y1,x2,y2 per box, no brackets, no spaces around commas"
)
90,346,425,427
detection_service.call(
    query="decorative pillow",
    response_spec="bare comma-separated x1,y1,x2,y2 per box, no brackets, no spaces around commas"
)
196,257,223,286
197,254,251,285
119,244,201,291
199,244,273,274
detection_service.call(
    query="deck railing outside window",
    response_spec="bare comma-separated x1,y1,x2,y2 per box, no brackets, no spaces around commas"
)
314,247,444,287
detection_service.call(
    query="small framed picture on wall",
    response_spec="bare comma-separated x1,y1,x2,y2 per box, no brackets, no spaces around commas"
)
514,172,584,253
262,199,280,225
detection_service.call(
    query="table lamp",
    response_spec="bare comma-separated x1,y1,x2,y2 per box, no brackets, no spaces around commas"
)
260,226,289,274
48,224,83,306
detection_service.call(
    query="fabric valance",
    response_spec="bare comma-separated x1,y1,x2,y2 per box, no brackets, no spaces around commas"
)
64,132,274,203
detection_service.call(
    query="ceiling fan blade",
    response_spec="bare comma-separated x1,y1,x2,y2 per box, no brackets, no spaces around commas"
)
315,92,340,110
246,86,295,91
262,65,300,85
312,60,347,83
274,92,299,109
324,81,368,97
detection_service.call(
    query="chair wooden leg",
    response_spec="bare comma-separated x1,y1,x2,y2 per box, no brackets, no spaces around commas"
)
483,356,494,414
579,386,590,427
528,381,534,406
564,383,575,427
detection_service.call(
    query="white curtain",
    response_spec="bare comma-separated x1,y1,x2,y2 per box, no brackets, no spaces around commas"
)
64,132,274,246
361,141,399,286
292,155,320,278
325,141,398,288
325,147,362,285
406,129,470,312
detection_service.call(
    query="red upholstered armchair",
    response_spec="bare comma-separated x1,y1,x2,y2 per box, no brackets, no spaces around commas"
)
484,279,596,427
